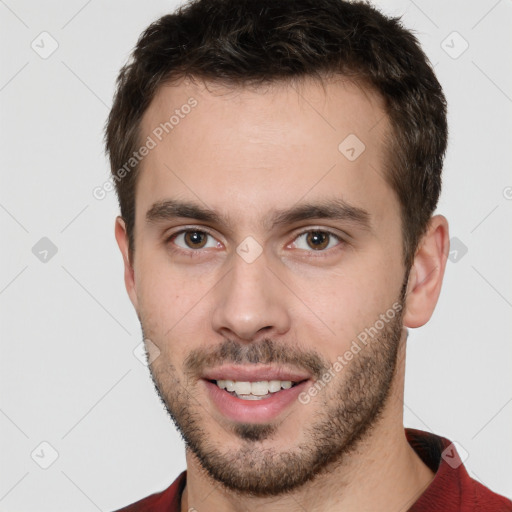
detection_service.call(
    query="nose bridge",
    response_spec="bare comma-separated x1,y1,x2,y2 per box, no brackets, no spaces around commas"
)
211,248,291,341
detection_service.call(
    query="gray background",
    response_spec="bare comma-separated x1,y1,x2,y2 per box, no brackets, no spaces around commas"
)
1,0,511,510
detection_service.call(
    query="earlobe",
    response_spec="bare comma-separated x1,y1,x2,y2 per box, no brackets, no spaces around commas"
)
403,215,450,328
114,216,138,310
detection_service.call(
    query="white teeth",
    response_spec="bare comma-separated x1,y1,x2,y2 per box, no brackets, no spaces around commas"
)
238,394,265,400
268,380,282,392
215,379,237,392
233,381,252,395
251,381,269,396
214,379,298,397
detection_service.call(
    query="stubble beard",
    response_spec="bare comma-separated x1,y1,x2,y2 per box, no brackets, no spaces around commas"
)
145,298,404,497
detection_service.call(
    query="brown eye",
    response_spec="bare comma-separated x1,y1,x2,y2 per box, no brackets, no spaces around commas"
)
292,230,341,252
306,231,330,250
183,231,208,248
170,229,221,254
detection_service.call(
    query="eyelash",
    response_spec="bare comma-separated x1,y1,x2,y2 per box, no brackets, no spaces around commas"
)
165,227,345,257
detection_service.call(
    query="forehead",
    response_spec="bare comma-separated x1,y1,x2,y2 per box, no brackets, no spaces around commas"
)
136,76,396,232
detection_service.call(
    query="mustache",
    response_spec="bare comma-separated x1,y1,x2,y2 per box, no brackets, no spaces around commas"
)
184,338,329,379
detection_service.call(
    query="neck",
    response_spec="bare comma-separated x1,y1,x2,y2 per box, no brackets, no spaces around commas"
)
181,333,434,512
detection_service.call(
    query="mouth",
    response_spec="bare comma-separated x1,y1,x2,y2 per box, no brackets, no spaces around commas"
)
201,366,312,423
210,379,303,400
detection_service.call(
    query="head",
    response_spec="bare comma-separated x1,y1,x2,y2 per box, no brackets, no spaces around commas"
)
106,0,449,497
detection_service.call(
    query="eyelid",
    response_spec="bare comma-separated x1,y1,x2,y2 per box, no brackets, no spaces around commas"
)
293,226,344,239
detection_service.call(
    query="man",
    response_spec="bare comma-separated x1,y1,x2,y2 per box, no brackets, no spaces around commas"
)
105,0,512,510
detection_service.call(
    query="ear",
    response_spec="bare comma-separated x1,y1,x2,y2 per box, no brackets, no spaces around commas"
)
402,215,449,328
114,216,138,310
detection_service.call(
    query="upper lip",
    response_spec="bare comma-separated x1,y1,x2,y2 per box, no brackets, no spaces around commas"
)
201,364,312,383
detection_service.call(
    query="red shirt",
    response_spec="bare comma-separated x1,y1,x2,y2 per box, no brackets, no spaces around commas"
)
114,428,512,511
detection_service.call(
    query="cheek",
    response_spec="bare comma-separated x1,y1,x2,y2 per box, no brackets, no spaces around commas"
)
292,260,401,358
306,285,377,357
134,254,219,347
136,247,181,305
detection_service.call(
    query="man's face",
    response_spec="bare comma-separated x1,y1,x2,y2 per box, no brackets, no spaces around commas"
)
123,77,408,495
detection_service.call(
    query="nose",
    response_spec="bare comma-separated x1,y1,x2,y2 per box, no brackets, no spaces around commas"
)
211,250,291,342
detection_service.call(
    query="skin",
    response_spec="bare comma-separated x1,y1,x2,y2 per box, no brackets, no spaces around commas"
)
115,76,450,511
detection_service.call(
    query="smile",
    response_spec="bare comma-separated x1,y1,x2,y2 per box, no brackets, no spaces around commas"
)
213,379,298,400
201,367,311,423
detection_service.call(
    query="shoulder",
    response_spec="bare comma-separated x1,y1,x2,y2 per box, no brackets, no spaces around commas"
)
406,429,512,512
112,472,186,512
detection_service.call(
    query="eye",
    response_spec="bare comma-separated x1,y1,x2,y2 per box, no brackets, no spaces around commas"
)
167,228,343,256
170,230,221,251
291,230,342,252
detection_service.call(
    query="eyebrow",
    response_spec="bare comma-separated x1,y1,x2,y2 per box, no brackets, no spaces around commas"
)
145,198,371,232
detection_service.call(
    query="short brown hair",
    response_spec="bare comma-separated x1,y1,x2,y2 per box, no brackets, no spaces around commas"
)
105,0,447,268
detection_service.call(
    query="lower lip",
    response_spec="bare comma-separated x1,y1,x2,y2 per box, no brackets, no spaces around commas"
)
203,380,309,424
